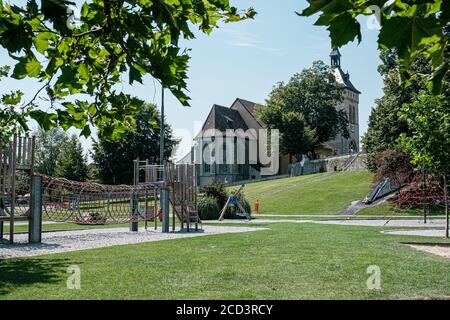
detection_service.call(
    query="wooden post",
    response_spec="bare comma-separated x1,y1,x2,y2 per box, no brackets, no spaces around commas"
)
29,175,42,243
444,175,448,239
133,158,139,186
144,188,148,230
130,191,138,232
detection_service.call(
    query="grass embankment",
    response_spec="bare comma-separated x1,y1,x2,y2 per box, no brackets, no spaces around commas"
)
231,171,374,215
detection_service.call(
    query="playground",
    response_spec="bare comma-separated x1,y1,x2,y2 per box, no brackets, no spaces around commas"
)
0,135,204,246
1,135,449,299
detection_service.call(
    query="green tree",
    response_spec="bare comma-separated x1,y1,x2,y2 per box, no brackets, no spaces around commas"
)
0,0,256,140
258,60,347,159
362,50,412,171
92,103,178,184
278,112,316,161
34,127,68,176
363,49,449,171
398,92,450,237
55,134,88,181
299,0,449,94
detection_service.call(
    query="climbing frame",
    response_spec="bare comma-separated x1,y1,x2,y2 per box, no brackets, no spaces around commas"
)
0,135,36,244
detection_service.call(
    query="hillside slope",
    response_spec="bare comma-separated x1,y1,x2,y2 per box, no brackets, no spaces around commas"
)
230,171,374,215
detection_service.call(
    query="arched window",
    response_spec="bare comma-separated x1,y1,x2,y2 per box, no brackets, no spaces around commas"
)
348,105,353,124
349,140,357,153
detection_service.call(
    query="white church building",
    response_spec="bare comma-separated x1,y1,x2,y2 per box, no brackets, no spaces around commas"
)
183,49,361,185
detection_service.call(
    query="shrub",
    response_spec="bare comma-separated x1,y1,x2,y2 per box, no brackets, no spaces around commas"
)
199,182,228,208
374,149,413,186
197,196,220,220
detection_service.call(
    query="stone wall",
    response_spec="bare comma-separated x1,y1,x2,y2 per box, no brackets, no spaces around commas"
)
288,153,367,177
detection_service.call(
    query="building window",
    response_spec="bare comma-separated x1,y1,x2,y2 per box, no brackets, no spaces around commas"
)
223,140,227,164
204,163,211,174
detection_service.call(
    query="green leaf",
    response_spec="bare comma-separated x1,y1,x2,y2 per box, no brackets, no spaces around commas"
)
29,110,57,131
327,13,361,47
80,125,91,137
11,55,42,79
428,61,449,95
300,0,351,17
33,32,54,54
378,16,443,64
1,90,23,105
77,63,90,82
129,64,143,84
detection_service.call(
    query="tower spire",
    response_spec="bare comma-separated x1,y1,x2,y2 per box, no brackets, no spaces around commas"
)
330,47,341,67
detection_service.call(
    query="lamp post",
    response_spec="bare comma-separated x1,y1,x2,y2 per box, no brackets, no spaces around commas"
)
160,86,170,233
160,38,178,233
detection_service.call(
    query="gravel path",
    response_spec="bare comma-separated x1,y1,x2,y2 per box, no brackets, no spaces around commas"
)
311,219,446,228
205,219,311,224
383,229,448,237
405,244,450,258
255,214,346,217
0,226,267,259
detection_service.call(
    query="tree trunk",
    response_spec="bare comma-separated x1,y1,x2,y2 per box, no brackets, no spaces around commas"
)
444,175,449,239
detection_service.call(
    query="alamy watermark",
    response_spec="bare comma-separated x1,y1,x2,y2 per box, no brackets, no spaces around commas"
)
193,128,280,176
366,265,381,290
67,265,81,290
366,0,396,31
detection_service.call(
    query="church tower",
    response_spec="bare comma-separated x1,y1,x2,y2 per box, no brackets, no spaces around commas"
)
330,47,341,67
325,48,361,156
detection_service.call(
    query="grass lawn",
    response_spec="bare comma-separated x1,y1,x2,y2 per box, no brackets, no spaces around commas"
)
1,222,449,299
357,201,445,217
235,171,374,215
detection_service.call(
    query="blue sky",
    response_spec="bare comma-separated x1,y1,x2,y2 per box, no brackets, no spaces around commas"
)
1,0,384,161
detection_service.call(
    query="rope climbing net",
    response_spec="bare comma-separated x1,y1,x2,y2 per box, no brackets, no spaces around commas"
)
40,174,159,225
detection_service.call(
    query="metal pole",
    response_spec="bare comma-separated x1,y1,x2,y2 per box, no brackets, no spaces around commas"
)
29,175,42,243
9,136,16,244
160,87,170,233
160,88,165,166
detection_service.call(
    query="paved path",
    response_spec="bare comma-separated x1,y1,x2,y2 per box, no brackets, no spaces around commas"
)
311,219,447,228
0,225,268,259
207,219,447,228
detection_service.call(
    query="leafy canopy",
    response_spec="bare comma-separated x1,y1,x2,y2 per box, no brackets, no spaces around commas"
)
54,134,89,181
363,48,449,171
0,0,256,140
91,103,178,184
258,60,347,159
398,92,450,176
34,127,69,176
299,0,449,94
